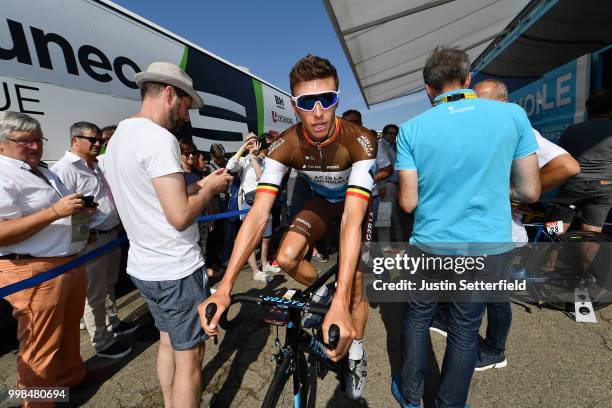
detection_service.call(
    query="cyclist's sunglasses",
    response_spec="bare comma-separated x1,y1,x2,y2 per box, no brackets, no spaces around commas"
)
291,91,339,111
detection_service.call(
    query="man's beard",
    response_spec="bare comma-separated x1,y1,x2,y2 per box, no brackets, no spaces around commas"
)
167,103,183,134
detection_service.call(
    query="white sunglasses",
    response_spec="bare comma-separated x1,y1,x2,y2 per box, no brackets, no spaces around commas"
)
291,90,340,111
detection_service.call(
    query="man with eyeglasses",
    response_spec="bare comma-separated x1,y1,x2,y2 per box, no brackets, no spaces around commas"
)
0,111,92,404
52,121,138,360
200,54,377,400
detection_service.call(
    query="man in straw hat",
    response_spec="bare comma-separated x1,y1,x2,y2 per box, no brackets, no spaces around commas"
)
104,62,233,407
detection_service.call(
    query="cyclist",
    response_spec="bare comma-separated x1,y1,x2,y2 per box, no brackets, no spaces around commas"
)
199,54,377,400
558,89,612,233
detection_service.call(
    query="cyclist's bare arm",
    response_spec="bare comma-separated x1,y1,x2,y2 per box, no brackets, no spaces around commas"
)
510,153,541,203
398,169,418,213
540,154,579,192
199,191,276,335
323,193,369,360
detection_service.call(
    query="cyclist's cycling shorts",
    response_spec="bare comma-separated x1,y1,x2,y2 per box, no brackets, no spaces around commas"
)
557,179,612,227
288,194,373,265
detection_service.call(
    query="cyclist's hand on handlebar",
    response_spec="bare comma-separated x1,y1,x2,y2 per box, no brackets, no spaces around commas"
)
197,291,231,338
322,297,356,361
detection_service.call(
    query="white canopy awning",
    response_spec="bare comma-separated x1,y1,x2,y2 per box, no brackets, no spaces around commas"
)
324,0,537,107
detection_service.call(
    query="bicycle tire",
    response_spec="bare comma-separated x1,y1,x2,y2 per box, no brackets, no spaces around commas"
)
556,231,611,310
526,231,611,310
262,352,309,408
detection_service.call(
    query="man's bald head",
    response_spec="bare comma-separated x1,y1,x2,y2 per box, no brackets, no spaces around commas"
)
474,79,508,102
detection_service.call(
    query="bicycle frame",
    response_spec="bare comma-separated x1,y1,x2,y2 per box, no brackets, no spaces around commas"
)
523,223,558,242
214,265,341,407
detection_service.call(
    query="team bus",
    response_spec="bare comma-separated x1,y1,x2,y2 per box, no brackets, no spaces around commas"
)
0,0,296,162
0,0,296,327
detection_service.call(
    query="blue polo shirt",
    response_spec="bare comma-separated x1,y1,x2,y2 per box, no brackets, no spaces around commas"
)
396,89,537,252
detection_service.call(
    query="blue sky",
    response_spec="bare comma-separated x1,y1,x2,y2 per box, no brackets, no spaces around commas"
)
112,0,431,130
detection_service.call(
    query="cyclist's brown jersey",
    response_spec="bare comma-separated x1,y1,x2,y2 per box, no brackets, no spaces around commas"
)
257,117,377,203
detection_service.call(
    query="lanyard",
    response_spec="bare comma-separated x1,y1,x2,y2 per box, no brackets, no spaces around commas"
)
25,166,63,198
433,91,477,106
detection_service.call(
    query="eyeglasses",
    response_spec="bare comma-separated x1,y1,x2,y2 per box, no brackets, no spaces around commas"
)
182,151,197,157
291,91,339,111
6,137,47,147
75,135,103,144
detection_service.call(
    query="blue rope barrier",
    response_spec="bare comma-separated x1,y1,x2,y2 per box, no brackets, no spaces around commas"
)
197,208,248,222
0,208,250,298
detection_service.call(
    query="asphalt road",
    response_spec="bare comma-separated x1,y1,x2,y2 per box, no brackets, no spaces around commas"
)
0,256,610,407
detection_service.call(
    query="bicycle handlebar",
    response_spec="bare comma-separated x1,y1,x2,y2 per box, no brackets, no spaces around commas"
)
205,293,339,350
204,303,218,345
230,293,330,316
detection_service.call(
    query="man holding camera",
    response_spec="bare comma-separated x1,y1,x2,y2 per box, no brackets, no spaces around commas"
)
52,122,137,359
0,112,91,405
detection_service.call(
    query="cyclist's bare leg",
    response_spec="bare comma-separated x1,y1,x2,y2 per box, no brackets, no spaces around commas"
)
581,223,603,233
557,223,602,273
577,223,602,271
276,231,318,286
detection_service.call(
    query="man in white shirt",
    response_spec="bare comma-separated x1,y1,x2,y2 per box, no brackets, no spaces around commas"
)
52,121,138,360
474,79,579,371
473,80,581,242
0,111,90,401
104,62,232,408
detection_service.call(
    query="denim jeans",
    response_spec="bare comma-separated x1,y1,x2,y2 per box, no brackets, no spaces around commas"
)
483,301,512,353
434,301,512,356
400,300,486,408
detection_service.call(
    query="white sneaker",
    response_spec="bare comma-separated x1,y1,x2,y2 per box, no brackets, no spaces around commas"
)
263,263,282,274
345,350,367,400
253,270,271,282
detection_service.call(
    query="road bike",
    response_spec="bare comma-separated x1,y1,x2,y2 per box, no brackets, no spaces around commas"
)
206,265,347,407
510,196,611,319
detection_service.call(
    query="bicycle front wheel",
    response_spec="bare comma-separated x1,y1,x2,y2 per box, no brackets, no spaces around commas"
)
556,230,612,310
262,352,309,408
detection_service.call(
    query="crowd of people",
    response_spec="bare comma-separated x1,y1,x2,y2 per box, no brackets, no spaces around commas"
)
0,47,610,408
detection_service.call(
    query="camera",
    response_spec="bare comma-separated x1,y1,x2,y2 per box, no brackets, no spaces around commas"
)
82,195,98,208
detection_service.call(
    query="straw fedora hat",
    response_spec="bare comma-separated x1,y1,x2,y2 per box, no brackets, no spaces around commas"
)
134,62,204,109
